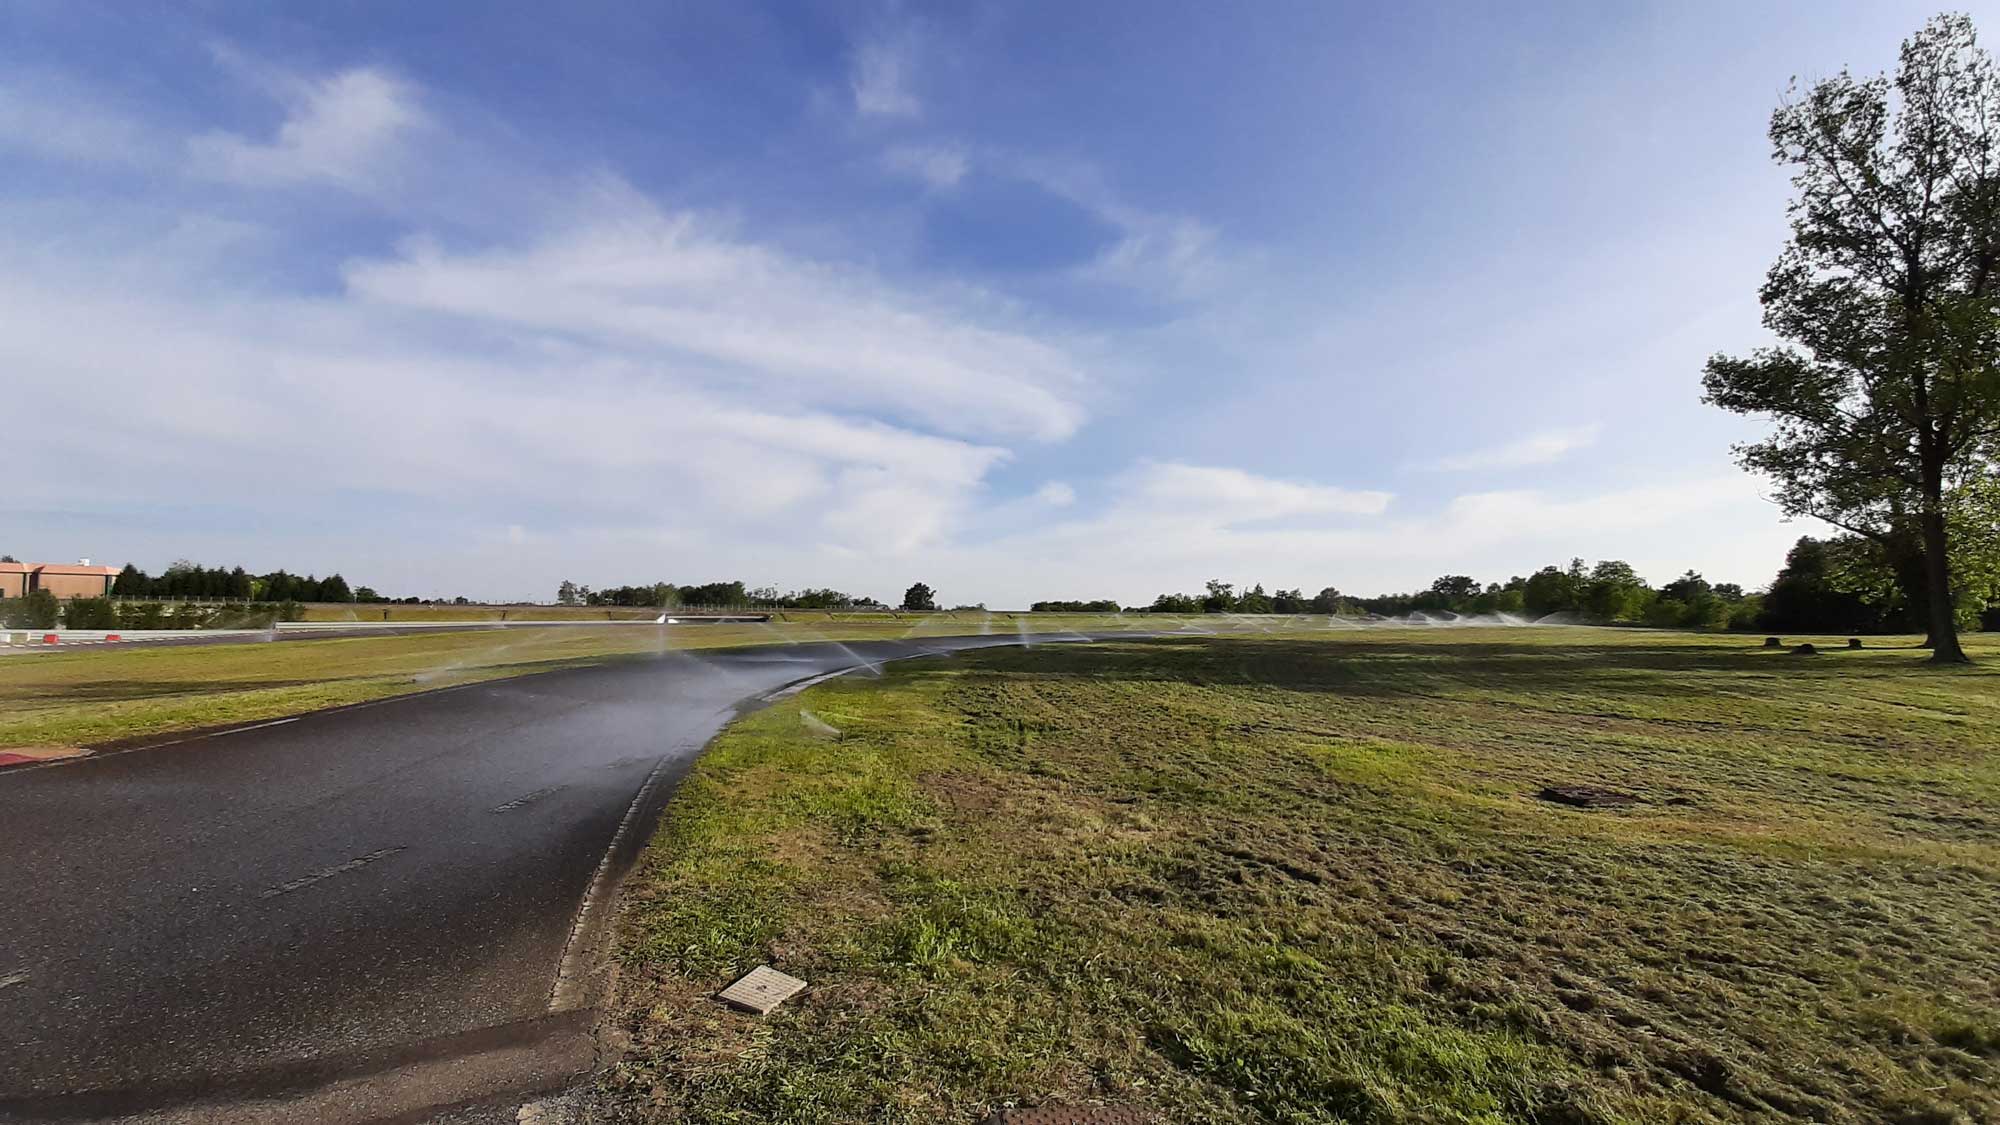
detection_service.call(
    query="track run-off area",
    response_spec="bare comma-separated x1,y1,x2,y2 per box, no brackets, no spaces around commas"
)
0,632,1101,1123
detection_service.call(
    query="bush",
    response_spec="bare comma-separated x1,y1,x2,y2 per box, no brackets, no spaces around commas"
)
12,590,60,630
171,603,211,629
1643,597,1690,628
64,597,119,629
1727,596,1765,631
118,603,167,630
208,605,275,629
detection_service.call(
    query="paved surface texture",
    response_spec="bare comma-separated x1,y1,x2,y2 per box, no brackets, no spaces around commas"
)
0,636,1066,1122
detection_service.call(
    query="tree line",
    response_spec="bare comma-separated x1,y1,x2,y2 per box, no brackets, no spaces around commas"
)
108,560,378,603
1131,564,1759,628
555,579,883,609
1114,530,2000,632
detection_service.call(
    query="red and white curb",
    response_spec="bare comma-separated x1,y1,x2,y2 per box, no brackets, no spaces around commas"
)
0,632,125,647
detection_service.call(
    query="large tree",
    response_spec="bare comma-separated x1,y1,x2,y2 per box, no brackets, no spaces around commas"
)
1704,14,2000,663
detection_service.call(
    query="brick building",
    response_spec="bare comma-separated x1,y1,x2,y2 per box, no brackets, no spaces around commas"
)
0,560,120,600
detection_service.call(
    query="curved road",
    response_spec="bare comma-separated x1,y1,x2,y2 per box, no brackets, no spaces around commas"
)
0,636,1068,1123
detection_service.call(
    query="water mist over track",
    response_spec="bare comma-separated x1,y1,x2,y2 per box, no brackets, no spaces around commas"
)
0,633,1103,1123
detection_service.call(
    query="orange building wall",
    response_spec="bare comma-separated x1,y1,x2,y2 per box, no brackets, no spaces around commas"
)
13,565,118,600
34,572,115,599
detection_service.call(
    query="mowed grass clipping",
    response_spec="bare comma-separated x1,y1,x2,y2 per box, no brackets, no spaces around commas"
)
0,614,1152,750
601,629,2000,1124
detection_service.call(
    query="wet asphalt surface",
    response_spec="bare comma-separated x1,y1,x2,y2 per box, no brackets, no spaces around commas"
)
0,635,1068,1121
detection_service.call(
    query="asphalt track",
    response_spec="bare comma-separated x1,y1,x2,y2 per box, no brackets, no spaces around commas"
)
0,634,1081,1123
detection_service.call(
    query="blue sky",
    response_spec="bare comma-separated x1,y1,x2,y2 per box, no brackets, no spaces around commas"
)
4,1,1989,604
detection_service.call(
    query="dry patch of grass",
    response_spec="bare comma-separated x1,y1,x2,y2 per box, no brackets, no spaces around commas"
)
599,630,2000,1124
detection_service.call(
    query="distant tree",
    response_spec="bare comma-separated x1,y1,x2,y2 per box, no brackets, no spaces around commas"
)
112,563,147,597
1307,587,1347,615
1660,571,1712,604
354,586,381,603
902,582,937,611
1522,560,1587,617
1702,15,2000,662
1150,592,1201,613
319,575,353,603
1271,588,1308,614
1429,575,1479,603
0,555,15,563
1581,561,1649,621
1764,537,1884,632
679,581,747,606
557,580,580,606
1659,571,1734,629
780,587,858,609
1201,579,1236,614
1237,583,1274,613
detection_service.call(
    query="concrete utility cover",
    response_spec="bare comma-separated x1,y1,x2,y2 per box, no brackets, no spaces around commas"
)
718,965,807,1015
983,1108,1150,1124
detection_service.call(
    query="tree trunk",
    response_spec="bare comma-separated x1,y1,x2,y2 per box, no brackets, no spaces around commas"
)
1920,493,1970,664
1885,536,1937,646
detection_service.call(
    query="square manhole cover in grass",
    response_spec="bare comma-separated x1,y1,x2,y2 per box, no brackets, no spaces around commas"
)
717,965,807,1014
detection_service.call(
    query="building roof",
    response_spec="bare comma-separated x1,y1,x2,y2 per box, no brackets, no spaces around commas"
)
4,562,119,576
0,562,26,574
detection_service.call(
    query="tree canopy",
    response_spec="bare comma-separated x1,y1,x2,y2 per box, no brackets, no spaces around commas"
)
1703,14,2000,662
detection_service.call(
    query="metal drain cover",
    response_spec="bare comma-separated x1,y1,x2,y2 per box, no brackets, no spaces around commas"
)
983,1108,1149,1124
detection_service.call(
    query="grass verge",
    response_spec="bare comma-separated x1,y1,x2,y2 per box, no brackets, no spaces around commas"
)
600,629,2000,1124
0,614,1154,751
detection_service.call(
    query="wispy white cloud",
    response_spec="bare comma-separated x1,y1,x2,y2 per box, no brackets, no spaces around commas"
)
1033,481,1076,507
189,66,426,191
342,178,1089,443
0,249,1011,555
883,143,967,188
1421,423,1602,472
0,30,1810,606
850,33,921,118
997,153,1240,301
1121,461,1392,522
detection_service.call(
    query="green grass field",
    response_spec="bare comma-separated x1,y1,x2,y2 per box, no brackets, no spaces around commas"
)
599,628,2000,1124
0,614,1148,750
